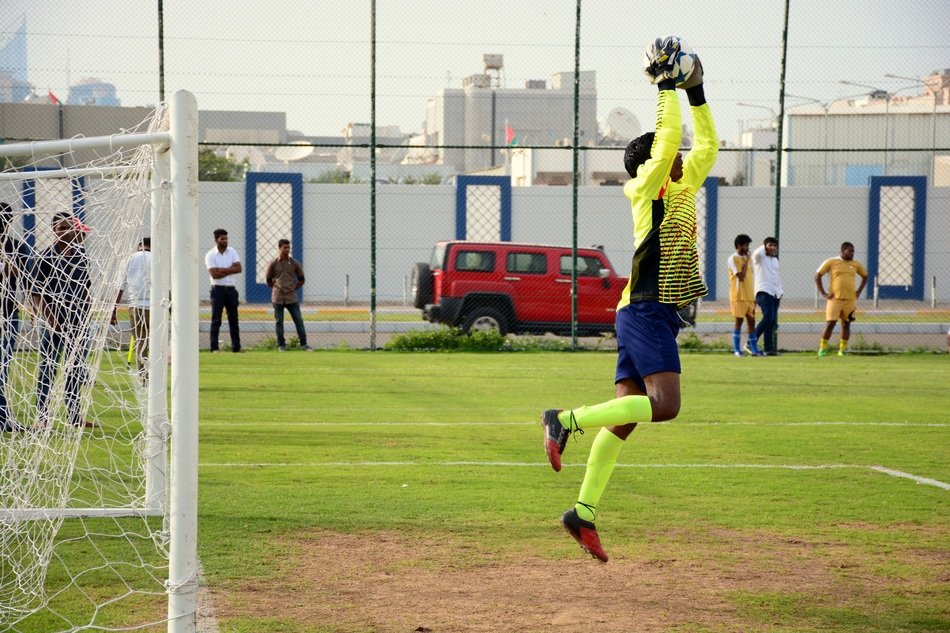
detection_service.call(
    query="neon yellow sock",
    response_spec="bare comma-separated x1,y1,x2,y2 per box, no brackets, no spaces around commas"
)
575,428,625,522
819,338,828,351
557,395,653,429
839,340,848,352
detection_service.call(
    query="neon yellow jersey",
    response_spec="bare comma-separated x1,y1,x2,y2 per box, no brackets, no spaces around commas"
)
727,253,755,303
816,257,868,300
618,91,717,310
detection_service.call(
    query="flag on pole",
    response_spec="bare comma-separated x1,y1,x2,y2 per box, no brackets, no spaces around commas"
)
505,122,517,146
48,90,60,105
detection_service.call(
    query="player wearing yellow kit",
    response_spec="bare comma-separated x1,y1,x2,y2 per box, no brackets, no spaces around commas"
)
814,242,868,356
540,36,717,563
727,234,762,356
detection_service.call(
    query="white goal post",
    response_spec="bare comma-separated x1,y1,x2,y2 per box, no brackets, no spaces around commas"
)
0,90,199,633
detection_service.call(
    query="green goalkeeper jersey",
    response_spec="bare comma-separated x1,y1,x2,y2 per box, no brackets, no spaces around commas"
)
617,89,718,309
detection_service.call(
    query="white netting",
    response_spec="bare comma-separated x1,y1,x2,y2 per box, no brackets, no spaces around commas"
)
0,108,171,631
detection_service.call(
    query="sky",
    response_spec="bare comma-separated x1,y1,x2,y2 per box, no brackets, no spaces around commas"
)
3,0,949,145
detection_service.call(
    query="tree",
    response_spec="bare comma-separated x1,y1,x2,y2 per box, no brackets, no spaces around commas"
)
310,168,362,184
198,149,244,181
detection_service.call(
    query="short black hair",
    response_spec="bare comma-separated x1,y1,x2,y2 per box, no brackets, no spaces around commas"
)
278,238,290,247
52,211,73,227
142,237,151,248
624,132,655,178
213,228,228,240
734,234,752,248
763,236,778,246
841,241,854,251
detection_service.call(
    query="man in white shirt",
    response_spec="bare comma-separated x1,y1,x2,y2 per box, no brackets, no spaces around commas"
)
752,237,783,355
114,238,152,379
205,229,242,352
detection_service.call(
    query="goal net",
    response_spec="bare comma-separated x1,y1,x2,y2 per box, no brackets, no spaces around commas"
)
0,92,199,632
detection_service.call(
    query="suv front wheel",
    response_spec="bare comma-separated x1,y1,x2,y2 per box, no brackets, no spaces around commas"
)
461,306,509,336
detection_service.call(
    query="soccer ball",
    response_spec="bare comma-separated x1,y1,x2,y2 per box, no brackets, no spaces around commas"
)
669,41,696,86
644,36,697,87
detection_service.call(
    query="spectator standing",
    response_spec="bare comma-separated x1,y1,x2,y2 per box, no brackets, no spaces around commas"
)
752,237,783,356
265,239,308,351
30,212,96,428
0,203,28,431
205,228,242,352
814,242,868,357
727,234,762,356
114,238,151,381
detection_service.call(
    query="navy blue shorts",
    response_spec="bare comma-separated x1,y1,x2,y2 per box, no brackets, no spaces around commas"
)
614,302,682,391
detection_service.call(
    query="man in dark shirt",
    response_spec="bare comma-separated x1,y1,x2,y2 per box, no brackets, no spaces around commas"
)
0,202,28,432
265,239,308,351
31,212,96,429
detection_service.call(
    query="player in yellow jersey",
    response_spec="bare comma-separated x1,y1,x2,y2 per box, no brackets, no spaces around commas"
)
540,36,717,562
814,242,868,356
727,234,762,356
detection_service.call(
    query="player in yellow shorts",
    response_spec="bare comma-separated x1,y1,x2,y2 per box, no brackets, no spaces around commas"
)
727,234,762,356
814,242,868,356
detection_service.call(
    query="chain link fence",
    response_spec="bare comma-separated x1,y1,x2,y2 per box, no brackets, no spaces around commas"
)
2,1,949,352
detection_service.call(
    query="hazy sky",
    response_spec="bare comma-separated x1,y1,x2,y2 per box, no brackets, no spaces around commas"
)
4,0,949,144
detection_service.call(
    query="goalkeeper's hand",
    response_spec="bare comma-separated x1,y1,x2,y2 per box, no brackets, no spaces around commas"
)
678,55,704,90
642,36,681,84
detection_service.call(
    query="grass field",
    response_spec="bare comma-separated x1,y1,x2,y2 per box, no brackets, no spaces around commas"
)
190,351,950,633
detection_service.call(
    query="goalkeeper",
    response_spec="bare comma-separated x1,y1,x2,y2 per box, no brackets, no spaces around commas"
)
540,37,717,562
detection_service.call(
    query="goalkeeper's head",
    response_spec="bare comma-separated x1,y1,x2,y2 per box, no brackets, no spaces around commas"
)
624,132,655,178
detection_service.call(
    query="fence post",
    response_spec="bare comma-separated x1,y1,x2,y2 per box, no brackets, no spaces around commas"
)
873,275,879,308
343,274,350,307
932,275,937,309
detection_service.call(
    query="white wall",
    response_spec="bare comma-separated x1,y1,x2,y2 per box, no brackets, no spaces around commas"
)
196,181,950,304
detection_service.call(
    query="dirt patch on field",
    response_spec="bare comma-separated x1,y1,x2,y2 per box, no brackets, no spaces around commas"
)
211,527,948,632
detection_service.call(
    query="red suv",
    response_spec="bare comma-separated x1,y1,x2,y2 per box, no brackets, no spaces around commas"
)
411,240,628,336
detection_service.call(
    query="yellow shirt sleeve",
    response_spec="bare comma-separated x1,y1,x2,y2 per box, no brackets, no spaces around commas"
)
623,89,682,248
682,103,718,190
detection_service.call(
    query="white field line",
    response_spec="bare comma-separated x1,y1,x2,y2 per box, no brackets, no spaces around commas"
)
196,558,220,633
198,460,949,490
867,466,950,491
199,420,950,427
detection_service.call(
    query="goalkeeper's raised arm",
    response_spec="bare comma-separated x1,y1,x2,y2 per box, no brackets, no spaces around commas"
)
680,55,718,190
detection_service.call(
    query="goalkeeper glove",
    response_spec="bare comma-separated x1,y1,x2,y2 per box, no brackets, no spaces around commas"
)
642,36,682,84
678,55,704,90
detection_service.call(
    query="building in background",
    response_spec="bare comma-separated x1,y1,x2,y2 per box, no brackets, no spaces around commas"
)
415,54,599,174
783,68,950,186
0,15,29,104
0,15,27,84
66,78,121,106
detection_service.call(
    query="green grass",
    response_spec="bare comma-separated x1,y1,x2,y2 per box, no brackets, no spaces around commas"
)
197,352,948,631
8,351,950,631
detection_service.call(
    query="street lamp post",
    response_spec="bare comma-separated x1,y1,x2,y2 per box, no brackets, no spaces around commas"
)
737,102,778,186
785,94,829,185
885,73,938,184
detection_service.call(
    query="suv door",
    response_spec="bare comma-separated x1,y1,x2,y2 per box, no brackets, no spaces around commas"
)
505,249,569,325
558,253,620,327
